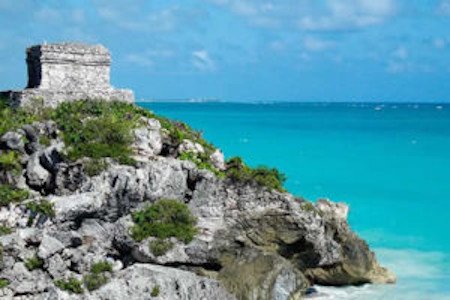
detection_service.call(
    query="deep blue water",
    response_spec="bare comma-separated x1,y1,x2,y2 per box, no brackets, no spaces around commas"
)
138,102,450,299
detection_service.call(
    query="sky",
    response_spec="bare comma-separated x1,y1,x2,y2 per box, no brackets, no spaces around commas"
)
0,0,450,102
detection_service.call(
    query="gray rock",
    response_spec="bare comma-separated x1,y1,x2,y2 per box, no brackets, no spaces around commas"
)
50,192,105,223
2,263,50,295
132,118,162,158
92,264,235,300
210,149,226,170
177,139,204,155
26,152,51,190
0,131,25,153
46,253,68,279
38,235,64,259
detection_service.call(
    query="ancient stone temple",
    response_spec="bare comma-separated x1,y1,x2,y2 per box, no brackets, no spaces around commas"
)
1,43,134,107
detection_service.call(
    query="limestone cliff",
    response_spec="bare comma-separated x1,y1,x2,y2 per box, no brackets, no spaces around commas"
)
0,99,395,299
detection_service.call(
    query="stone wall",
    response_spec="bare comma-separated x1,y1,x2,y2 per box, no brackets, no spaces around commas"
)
1,43,134,108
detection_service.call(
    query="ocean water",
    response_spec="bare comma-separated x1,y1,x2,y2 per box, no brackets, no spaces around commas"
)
138,102,450,300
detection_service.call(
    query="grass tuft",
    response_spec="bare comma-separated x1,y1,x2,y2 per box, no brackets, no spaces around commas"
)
54,277,83,294
151,285,160,297
25,255,44,271
225,157,286,192
0,185,29,207
149,239,174,257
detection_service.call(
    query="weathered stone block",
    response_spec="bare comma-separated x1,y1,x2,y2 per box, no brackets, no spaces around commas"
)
1,42,134,108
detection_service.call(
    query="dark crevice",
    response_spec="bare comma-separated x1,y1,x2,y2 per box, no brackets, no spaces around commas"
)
162,261,222,272
278,237,321,269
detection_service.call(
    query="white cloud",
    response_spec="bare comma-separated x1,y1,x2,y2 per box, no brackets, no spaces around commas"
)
124,49,175,68
124,54,154,67
96,1,205,32
392,46,408,60
192,50,216,72
209,0,396,31
34,7,62,23
298,0,395,31
303,36,335,52
437,0,450,16
71,9,85,24
433,38,446,49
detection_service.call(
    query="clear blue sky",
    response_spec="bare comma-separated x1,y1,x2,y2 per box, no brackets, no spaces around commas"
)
1,0,450,102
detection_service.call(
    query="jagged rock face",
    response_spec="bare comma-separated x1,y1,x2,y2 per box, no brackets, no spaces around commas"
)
0,116,395,299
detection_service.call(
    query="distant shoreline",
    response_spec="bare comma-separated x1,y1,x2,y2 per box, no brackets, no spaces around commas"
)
137,100,448,106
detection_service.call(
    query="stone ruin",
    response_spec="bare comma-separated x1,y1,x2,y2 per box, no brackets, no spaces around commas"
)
1,43,134,107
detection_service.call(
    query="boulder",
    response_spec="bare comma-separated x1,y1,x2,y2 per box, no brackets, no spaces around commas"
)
177,139,205,155
0,131,25,153
210,149,226,170
26,152,51,190
132,118,162,158
38,234,65,259
91,264,235,300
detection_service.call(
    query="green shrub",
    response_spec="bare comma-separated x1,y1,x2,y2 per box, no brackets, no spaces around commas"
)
82,261,112,291
0,185,29,206
25,256,44,271
0,225,12,236
131,199,197,243
178,151,223,177
26,200,55,226
0,98,36,136
55,277,84,294
0,151,22,174
149,239,174,256
26,200,55,217
84,159,109,176
225,157,286,192
51,100,146,165
0,278,9,289
83,273,108,291
301,202,316,212
151,285,160,297
39,136,51,147
90,261,113,274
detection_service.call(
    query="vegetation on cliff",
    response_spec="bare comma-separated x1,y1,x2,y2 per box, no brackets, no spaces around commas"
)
131,199,197,243
0,97,287,193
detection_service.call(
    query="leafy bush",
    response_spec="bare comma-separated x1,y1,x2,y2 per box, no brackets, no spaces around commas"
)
301,202,316,212
0,97,36,136
83,273,108,291
51,100,147,165
0,151,22,174
25,256,44,271
178,151,223,177
0,278,9,289
151,285,160,297
84,159,109,176
0,225,12,236
90,261,113,274
225,157,286,192
131,199,197,243
83,261,113,291
149,239,174,256
0,185,29,206
26,200,55,217
39,135,51,147
55,277,83,294
26,200,55,226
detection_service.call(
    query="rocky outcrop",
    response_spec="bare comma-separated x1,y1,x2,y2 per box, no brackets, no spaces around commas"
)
0,110,395,299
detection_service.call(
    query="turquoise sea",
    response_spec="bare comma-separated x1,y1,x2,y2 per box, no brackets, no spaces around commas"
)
139,102,450,300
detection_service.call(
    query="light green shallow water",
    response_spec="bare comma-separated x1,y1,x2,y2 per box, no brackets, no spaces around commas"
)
139,102,450,300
